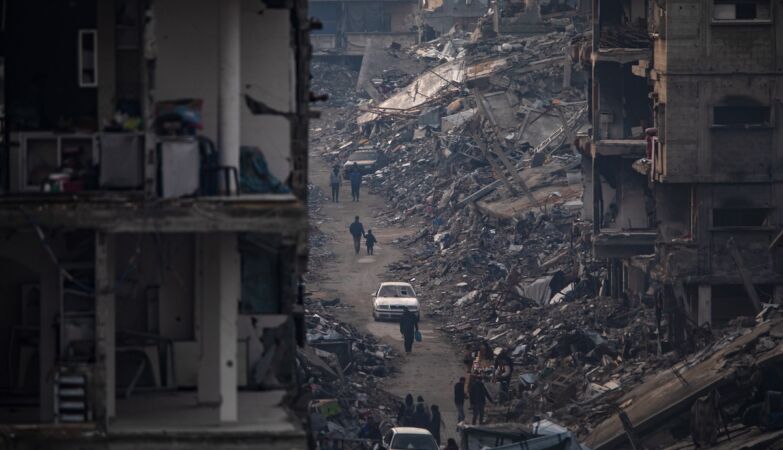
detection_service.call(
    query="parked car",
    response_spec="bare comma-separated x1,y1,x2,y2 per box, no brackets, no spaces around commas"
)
373,282,420,322
343,148,382,179
377,427,438,450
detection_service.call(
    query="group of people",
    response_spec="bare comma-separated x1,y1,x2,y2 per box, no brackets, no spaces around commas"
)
453,375,495,426
349,216,377,256
329,163,363,203
452,343,515,425
397,395,446,445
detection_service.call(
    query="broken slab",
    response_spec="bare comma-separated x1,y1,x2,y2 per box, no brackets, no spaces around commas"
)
586,319,783,450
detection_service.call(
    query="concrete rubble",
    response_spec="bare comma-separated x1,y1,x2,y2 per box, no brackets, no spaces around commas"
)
308,6,783,450
302,185,402,443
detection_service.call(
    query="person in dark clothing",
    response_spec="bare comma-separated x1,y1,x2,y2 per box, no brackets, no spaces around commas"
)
398,394,415,426
365,229,377,255
445,438,459,450
349,163,362,201
416,396,430,422
399,307,419,354
349,216,366,255
469,377,494,425
454,377,467,423
358,416,382,441
429,405,444,445
412,403,429,429
494,349,513,404
329,166,341,202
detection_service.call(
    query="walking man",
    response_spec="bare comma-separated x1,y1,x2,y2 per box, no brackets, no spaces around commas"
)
349,216,365,255
399,306,418,354
494,349,513,404
329,166,341,202
349,163,362,201
454,377,466,423
469,376,494,425
365,229,377,255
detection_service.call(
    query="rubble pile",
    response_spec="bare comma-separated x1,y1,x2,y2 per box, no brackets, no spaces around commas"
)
309,7,783,450
301,297,401,441
310,61,365,106
307,184,334,282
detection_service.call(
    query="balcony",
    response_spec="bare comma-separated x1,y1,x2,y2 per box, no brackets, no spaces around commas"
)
592,139,646,158
3,131,304,234
593,229,656,258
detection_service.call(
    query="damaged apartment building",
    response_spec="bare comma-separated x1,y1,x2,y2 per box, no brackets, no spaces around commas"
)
580,0,783,335
310,0,418,60
0,0,310,448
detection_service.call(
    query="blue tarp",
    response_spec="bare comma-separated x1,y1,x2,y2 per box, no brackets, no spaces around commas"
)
239,146,290,194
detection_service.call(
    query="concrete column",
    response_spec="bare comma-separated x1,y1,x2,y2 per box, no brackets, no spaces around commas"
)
95,232,117,425
198,233,240,422
698,284,712,327
218,0,241,194
39,262,60,422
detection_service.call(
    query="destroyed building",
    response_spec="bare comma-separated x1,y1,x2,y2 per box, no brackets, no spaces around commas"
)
420,0,489,35
310,0,418,59
489,0,587,36
0,0,310,448
582,0,783,329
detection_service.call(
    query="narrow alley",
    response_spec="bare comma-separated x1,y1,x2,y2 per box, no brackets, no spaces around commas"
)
308,124,465,441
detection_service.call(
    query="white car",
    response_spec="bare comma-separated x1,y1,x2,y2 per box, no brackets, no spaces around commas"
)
373,282,420,321
379,427,438,450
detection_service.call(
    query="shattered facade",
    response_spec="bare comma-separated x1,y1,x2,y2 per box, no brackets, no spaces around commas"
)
582,0,783,330
0,0,310,448
310,0,419,57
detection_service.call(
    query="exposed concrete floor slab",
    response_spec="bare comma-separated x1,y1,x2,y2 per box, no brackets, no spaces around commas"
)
111,390,304,436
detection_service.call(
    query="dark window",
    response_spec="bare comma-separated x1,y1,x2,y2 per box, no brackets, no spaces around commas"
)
736,2,757,19
713,208,770,227
714,1,771,21
713,106,770,126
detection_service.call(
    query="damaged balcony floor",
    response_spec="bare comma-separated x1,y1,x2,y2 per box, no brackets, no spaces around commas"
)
1,391,306,449
0,193,306,233
111,390,303,436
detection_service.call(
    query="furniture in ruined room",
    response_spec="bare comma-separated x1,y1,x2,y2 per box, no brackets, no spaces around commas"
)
116,331,177,397
98,132,145,189
11,133,99,192
158,137,201,198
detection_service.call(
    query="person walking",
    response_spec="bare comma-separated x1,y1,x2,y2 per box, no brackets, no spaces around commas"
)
454,377,467,423
494,349,513,404
416,396,430,422
365,229,377,255
413,403,430,429
349,216,366,255
469,376,494,425
349,163,362,202
329,166,341,202
429,405,445,445
399,306,419,354
398,394,415,426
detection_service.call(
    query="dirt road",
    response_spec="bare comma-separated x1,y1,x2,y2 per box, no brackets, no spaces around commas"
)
309,154,465,441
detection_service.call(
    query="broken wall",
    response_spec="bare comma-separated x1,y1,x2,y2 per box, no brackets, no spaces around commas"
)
155,0,295,181
655,75,780,182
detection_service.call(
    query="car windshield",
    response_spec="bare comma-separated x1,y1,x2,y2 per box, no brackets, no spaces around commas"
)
378,285,415,297
348,151,377,161
390,434,438,450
